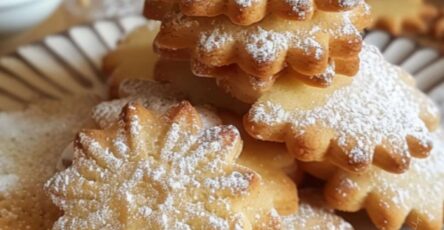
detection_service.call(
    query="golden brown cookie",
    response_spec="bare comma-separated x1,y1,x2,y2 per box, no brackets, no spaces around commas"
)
145,0,363,25
367,0,438,35
304,131,444,230
221,113,299,218
281,190,354,230
244,44,440,173
93,79,247,131
154,61,249,114
0,96,98,230
63,99,349,229
221,114,352,229
186,57,359,103
45,101,292,229
154,2,370,81
93,79,195,129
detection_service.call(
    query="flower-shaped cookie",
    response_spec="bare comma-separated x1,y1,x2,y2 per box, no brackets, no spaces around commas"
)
145,0,363,25
221,113,299,217
244,44,440,173
92,79,245,130
45,102,269,229
154,2,370,80
281,190,354,230
321,132,444,230
221,114,351,229
367,0,437,35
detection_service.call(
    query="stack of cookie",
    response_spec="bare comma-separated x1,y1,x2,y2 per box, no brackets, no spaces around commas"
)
146,0,371,103
40,1,444,230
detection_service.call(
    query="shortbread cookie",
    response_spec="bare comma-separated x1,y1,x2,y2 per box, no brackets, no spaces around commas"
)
221,113,299,217
281,190,354,230
367,0,437,35
47,102,352,229
92,79,247,130
244,44,440,173
59,112,300,220
154,2,370,80
93,79,192,129
45,101,285,229
311,132,444,230
0,96,98,230
157,58,270,104
188,57,358,103
145,0,363,25
154,61,249,114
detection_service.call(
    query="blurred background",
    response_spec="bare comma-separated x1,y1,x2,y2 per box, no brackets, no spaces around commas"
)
0,0,443,55
0,0,144,55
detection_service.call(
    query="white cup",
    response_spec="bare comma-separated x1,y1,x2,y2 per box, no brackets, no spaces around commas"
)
0,0,62,37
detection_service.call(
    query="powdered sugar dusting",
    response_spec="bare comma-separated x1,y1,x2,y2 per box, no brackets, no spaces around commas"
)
338,0,362,8
285,0,313,18
234,0,259,7
373,132,444,216
308,61,336,85
334,131,444,224
182,1,369,73
199,28,234,53
281,192,353,230
0,96,98,229
46,103,262,229
245,28,289,64
248,44,438,167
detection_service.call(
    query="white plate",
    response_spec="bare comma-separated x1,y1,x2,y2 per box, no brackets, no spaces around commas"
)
0,16,443,122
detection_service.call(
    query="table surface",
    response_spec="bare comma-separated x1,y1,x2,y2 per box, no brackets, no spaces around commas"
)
0,6,87,56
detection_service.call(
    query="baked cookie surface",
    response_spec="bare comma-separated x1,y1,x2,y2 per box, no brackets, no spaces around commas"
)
153,1,370,84
303,131,444,230
245,44,440,173
46,102,278,229
145,0,364,25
